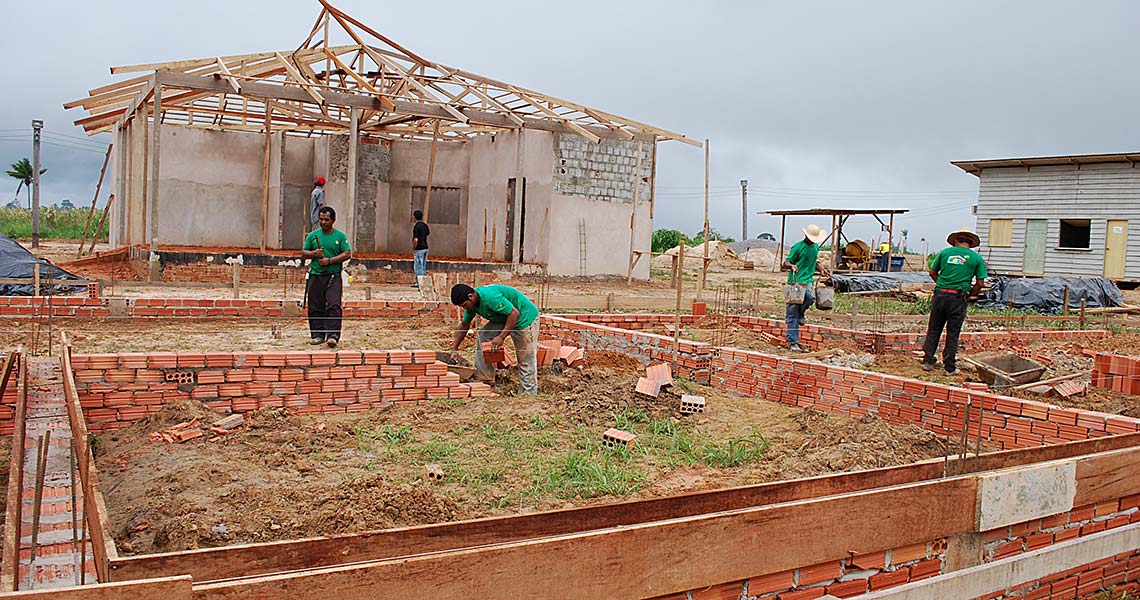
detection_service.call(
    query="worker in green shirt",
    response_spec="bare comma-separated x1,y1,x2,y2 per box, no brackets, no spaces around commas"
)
922,227,988,374
781,224,830,351
449,283,540,395
300,206,351,347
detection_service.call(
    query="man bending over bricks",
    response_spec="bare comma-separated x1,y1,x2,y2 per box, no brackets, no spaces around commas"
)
448,283,539,395
300,206,351,348
922,227,987,375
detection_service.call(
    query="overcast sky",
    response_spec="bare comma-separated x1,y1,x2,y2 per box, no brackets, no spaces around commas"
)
3,0,1138,250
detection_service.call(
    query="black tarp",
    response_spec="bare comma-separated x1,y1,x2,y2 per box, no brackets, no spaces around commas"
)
0,234,85,295
975,276,1124,315
830,271,934,293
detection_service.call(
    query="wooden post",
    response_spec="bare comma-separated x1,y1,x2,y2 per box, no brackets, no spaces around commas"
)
260,105,271,251
491,207,498,261
627,141,645,286
700,139,710,296
86,194,115,256
346,108,359,247
886,213,894,272
232,263,241,300
77,146,113,258
511,127,525,267
33,264,41,298
482,208,488,259
148,84,162,244
1079,299,1087,330
673,242,684,363
1062,286,1070,316
423,119,440,221
775,216,786,272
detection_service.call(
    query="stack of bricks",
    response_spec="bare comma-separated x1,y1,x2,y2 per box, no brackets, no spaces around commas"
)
1093,353,1140,395
66,350,495,432
541,316,712,383
712,347,1140,450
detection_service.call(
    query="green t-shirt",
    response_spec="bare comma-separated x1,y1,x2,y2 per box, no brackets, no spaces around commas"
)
303,228,351,275
785,240,820,285
463,285,538,330
933,246,987,293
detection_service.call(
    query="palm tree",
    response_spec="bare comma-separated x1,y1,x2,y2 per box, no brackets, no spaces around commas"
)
6,158,47,209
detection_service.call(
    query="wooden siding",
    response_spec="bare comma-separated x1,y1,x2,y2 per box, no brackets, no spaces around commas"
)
974,163,1140,280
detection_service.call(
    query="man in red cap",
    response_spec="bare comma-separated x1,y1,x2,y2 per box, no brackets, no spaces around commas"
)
310,176,327,231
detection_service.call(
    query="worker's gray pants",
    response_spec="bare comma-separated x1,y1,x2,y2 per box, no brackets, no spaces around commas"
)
473,320,538,396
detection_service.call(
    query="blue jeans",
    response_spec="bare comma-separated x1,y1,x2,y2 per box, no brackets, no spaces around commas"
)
474,320,539,395
785,284,815,345
413,249,428,277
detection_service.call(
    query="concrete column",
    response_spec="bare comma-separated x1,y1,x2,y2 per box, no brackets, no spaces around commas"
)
346,108,359,247
147,84,162,245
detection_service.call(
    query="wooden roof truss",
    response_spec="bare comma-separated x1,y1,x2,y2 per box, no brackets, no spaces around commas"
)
65,1,698,146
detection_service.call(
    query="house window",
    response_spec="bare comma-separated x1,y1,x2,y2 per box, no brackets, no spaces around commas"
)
1058,219,1091,249
411,187,461,225
988,219,1012,247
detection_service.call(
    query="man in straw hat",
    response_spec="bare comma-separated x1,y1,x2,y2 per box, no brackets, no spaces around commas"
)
782,223,830,351
922,227,988,374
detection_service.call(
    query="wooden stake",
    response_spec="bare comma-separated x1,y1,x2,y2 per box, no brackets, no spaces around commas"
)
260,105,271,251
626,141,644,286
673,241,684,363
491,207,498,262
482,208,489,260
700,138,710,295
86,194,116,256
77,145,113,258
423,119,440,222
1062,286,1070,316
1079,299,1087,330
232,263,241,300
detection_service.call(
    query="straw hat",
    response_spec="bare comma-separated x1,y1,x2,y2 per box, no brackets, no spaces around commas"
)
801,224,829,244
946,227,980,248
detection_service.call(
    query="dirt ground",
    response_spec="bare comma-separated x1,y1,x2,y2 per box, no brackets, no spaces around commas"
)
96,355,962,556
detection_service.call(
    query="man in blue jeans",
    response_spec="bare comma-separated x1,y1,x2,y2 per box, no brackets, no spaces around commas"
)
781,223,830,351
411,210,429,288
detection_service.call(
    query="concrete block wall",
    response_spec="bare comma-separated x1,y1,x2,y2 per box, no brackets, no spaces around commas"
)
1093,353,1140,395
733,316,1111,355
714,347,1140,450
552,134,653,204
540,316,712,383
67,350,494,432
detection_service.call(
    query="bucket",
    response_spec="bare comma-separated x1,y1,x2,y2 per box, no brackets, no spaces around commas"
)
784,283,807,305
815,286,835,310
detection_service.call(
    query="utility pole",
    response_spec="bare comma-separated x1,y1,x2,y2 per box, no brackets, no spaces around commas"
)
31,119,43,248
740,179,748,241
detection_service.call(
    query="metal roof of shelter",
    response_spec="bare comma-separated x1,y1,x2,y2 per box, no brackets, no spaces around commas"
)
765,208,909,216
952,152,1140,176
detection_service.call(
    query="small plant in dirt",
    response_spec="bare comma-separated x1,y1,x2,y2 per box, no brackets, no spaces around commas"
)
538,444,647,499
353,424,413,453
612,408,650,432
697,429,769,468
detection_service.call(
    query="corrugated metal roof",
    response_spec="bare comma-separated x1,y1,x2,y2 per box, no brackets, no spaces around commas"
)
952,152,1140,176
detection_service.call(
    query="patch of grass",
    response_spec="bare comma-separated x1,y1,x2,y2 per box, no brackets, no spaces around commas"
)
353,423,414,453
612,408,650,432
0,206,106,241
537,445,647,499
430,397,467,408
1093,589,1138,600
697,430,769,467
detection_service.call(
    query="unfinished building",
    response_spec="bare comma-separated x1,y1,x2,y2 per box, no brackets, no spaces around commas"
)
64,2,698,278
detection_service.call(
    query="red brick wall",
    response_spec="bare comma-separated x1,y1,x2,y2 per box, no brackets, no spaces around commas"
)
540,316,712,383
713,347,1140,450
553,314,701,331
732,316,1111,355
68,350,493,432
0,296,452,320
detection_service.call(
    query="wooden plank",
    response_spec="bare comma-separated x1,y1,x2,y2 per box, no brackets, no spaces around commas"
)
109,460,944,582
78,146,114,257
0,575,192,599
0,353,26,591
193,478,977,600
1073,444,1140,507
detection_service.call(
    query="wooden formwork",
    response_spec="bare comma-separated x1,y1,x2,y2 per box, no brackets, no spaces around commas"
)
0,351,24,591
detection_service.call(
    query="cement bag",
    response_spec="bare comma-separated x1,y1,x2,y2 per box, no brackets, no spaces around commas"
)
815,285,835,311
784,283,807,305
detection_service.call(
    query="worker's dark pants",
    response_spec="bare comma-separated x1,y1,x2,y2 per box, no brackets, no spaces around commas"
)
306,272,343,341
922,290,968,370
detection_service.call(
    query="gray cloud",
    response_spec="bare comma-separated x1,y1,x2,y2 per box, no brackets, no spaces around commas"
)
4,0,1137,248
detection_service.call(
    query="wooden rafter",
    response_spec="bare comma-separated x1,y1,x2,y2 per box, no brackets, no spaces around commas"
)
65,1,694,146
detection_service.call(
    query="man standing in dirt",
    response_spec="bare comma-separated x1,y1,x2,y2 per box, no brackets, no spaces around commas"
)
310,176,327,231
411,210,429,288
301,206,351,347
448,283,539,395
781,223,830,351
922,227,987,374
